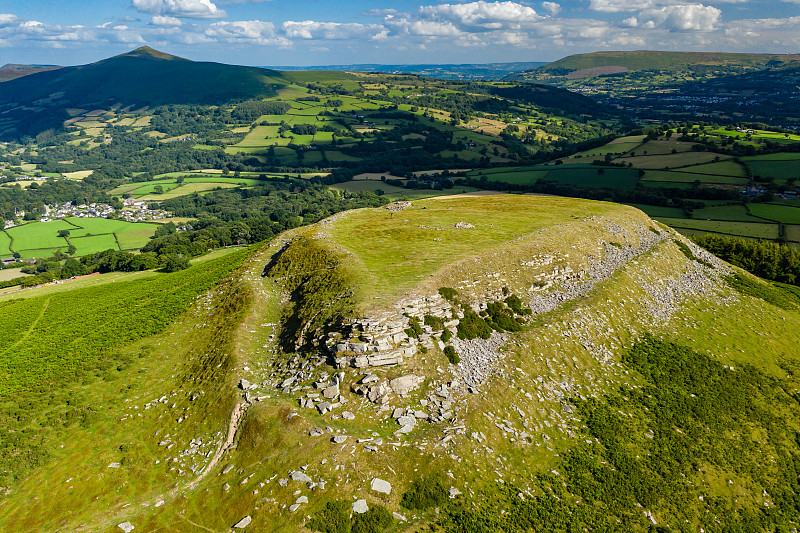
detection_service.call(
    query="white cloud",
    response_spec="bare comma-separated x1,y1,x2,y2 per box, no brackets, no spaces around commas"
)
637,4,721,31
589,0,653,13
282,20,386,41
0,14,20,27
542,2,562,15
151,15,182,26
419,1,541,30
131,0,227,19
205,20,288,45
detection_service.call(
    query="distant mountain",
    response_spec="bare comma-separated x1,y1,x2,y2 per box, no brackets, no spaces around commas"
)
269,61,547,80
0,64,61,82
0,46,314,138
519,50,800,80
506,50,800,125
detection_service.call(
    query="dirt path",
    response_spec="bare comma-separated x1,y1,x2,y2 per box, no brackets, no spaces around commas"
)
184,400,249,491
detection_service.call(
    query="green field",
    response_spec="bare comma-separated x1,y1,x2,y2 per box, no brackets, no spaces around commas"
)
691,204,763,222
6,220,72,250
745,159,799,180
69,234,120,255
686,160,747,177
659,217,780,239
748,203,800,224
0,231,12,256
469,165,639,189
5,218,160,257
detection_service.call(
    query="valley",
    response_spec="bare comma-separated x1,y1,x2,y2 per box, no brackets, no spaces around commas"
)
1,43,800,533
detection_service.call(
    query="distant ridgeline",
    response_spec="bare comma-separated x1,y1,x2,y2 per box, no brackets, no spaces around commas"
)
508,50,800,126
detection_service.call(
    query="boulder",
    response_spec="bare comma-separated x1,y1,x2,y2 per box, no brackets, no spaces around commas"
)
371,478,392,494
323,385,339,399
290,471,312,483
232,516,252,528
118,523,135,533
341,411,355,420
352,499,369,514
332,435,348,444
390,375,424,397
239,379,250,390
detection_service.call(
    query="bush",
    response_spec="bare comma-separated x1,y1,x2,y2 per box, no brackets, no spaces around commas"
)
424,314,444,331
444,345,459,365
351,504,393,533
438,287,459,302
308,500,351,533
504,295,531,315
456,310,492,340
485,301,522,332
405,316,423,338
401,475,449,510
441,329,452,343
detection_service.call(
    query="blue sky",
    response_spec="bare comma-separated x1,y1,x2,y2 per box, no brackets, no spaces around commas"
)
0,0,798,66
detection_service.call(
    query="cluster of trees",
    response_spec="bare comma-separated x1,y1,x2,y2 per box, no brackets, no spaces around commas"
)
231,100,291,121
694,234,800,285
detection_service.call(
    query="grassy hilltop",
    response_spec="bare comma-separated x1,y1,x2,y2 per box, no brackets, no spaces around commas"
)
2,194,800,532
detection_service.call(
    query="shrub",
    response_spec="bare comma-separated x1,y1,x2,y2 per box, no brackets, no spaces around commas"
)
485,301,522,332
504,295,531,315
405,316,423,338
308,500,351,533
441,329,452,343
444,345,459,365
401,475,449,510
438,287,459,302
456,310,492,340
424,314,444,331
351,504,393,533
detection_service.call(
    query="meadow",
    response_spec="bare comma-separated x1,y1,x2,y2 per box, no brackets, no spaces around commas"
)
3,217,160,258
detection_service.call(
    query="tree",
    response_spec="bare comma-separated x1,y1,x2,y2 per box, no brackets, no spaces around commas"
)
57,229,70,238
161,253,190,272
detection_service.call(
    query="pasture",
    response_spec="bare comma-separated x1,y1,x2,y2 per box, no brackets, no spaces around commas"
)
4,218,160,258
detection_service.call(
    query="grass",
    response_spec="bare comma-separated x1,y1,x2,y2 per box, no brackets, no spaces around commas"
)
748,203,800,224
324,195,621,304
745,160,799,180
6,220,73,250
69,234,120,255
3,218,160,258
616,152,728,169
0,231,12,256
641,169,747,185
691,204,763,222
659,218,779,240
138,181,245,201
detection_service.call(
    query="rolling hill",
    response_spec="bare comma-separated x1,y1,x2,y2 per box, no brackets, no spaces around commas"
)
2,195,800,532
0,47,347,138
519,50,800,80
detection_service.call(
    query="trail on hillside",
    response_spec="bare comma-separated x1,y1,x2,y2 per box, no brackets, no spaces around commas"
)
184,399,249,491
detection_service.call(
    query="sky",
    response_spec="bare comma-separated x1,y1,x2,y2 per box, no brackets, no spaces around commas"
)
0,0,798,67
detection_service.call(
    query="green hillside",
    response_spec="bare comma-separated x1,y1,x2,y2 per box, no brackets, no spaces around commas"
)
0,47,353,137
530,50,800,78
3,195,800,532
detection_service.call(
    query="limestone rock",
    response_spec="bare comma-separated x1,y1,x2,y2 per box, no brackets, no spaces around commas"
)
332,435,348,444
371,478,391,494
118,523,135,533
341,411,355,420
290,471,312,483
390,375,424,397
289,503,301,512
353,499,369,514
296,496,309,504
449,487,462,498
239,379,250,390
323,385,339,399
233,516,252,528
